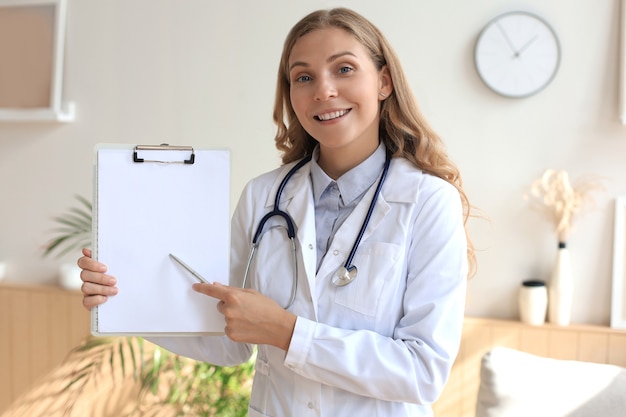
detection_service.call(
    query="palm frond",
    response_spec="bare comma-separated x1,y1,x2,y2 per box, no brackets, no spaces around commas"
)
55,308,253,417
43,195,93,258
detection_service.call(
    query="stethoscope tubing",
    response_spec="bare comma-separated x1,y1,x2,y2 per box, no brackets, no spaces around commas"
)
251,155,312,244
243,147,392,307
244,155,311,308
341,149,392,273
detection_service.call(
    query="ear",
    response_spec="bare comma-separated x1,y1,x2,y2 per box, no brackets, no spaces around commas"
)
378,65,393,100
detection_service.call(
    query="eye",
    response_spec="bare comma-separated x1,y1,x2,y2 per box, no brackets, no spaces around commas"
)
339,66,354,75
294,74,312,83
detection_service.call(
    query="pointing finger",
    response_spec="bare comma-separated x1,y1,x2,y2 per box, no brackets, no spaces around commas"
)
192,282,230,300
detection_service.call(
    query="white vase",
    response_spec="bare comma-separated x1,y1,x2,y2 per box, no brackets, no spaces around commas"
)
548,242,573,325
59,263,83,290
519,280,548,325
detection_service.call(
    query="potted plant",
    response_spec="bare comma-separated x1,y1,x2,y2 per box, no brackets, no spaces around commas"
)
64,336,254,417
42,195,253,416
43,194,92,288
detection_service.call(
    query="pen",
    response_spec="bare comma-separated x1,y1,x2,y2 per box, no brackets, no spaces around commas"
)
169,253,209,284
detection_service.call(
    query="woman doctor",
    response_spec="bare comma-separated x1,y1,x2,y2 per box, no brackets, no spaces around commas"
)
79,7,475,417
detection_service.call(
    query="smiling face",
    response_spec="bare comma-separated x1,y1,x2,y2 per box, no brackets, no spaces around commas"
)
288,27,391,177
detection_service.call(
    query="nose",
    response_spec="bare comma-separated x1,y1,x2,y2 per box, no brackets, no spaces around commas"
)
314,76,337,101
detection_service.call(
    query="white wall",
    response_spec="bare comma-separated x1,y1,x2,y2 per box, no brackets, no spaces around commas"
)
1,0,624,326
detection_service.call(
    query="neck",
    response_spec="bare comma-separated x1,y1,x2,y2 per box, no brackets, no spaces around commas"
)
318,142,379,180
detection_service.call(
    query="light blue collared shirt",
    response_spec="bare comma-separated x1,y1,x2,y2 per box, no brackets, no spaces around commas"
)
309,143,387,271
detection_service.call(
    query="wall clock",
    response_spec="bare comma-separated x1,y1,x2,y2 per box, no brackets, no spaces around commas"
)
474,11,561,98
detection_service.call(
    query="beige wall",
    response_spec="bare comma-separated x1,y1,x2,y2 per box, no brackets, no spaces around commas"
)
0,0,625,325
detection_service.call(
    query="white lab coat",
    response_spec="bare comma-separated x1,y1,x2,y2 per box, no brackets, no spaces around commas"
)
150,156,468,417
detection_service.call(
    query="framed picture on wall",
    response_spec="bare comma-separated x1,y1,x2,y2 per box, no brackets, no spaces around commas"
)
0,0,74,121
611,196,626,329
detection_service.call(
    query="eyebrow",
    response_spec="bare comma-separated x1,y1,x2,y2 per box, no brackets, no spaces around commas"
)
289,51,358,71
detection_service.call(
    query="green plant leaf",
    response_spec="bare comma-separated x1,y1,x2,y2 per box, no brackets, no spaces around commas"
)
43,195,92,258
60,335,254,417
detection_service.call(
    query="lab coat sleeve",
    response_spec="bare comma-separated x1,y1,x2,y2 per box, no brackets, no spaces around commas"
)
284,182,467,405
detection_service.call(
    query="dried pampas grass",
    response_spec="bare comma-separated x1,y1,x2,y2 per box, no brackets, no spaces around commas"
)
525,169,604,242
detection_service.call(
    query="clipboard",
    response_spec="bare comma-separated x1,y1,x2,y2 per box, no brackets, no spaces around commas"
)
92,143,230,336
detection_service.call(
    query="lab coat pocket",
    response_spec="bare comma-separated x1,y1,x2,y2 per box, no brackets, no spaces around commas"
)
333,242,401,316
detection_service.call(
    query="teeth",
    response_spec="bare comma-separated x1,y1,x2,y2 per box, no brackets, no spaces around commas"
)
317,109,348,121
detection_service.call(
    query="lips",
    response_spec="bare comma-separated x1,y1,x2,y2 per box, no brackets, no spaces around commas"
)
314,109,350,121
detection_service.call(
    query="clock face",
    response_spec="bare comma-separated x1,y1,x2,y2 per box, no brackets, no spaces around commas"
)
474,11,561,98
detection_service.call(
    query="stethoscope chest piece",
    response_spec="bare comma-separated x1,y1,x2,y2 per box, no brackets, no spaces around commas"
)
333,265,358,287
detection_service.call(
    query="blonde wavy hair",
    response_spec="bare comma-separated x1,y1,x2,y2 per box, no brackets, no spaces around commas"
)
272,8,476,276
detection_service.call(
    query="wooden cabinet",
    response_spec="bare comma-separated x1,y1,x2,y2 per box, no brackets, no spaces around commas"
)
0,282,90,413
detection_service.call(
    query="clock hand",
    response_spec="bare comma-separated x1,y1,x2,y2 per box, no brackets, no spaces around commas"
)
516,35,539,57
495,21,518,55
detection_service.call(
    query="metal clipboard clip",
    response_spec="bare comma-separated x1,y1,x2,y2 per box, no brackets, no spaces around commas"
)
133,143,195,164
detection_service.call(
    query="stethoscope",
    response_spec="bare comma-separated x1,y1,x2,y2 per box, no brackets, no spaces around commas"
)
242,147,392,309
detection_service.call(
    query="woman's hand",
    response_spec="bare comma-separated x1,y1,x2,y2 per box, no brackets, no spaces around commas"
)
193,282,296,351
77,248,118,310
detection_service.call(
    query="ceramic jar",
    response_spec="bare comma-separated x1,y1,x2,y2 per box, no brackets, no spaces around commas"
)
519,280,548,326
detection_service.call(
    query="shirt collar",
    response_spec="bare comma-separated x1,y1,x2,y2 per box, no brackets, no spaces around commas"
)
310,143,387,205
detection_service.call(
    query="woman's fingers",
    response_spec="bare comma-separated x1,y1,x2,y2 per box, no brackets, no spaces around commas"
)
77,255,107,274
81,280,118,296
82,294,109,310
78,247,117,310
80,268,116,286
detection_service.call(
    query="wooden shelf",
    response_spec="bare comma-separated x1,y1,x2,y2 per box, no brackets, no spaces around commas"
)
464,315,626,335
0,280,81,293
